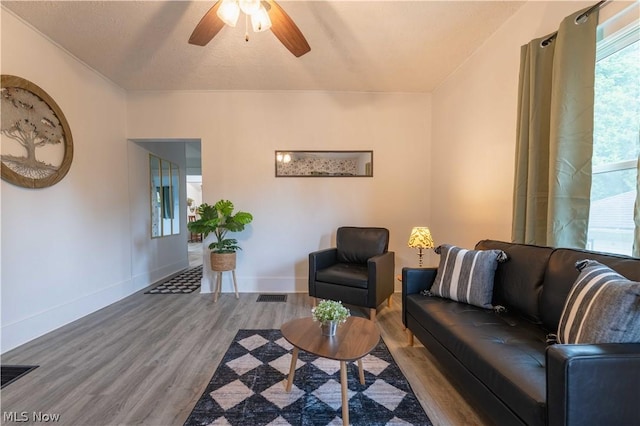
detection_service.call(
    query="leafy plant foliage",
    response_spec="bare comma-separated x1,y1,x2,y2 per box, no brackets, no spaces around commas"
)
187,199,253,253
592,39,639,201
311,300,350,324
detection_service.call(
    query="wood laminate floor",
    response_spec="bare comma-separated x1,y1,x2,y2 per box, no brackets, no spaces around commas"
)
0,290,490,426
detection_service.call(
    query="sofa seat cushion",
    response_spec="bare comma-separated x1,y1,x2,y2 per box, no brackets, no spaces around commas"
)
406,294,548,426
316,263,368,289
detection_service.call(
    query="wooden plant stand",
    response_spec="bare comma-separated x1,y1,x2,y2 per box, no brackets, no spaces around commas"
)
210,252,239,302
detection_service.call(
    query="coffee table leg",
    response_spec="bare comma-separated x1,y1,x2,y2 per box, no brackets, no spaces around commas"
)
285,347,299,392
357,358,365,385
340,361,349,426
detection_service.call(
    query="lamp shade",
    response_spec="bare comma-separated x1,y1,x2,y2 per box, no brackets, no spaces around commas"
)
251,5,272,32
217,0,240,27
408,227,434,249
239,0,261,15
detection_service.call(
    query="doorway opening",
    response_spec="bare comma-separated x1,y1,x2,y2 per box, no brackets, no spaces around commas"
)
186,141,203,267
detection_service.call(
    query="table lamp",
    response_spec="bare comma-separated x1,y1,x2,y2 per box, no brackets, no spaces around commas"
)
408,227,434,267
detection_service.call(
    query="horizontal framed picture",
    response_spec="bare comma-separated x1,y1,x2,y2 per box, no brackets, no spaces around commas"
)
275,150,373,177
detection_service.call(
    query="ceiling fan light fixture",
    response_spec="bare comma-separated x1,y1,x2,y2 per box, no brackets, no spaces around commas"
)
238,0,261,16
189,0,310,57
217,0,240,27
251,6,272,32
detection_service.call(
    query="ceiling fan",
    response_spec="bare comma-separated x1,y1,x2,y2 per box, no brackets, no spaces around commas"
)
189,0,311,57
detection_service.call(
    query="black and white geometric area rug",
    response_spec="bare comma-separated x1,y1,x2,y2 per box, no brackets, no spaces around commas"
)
145,265,202,294
184,329,432,426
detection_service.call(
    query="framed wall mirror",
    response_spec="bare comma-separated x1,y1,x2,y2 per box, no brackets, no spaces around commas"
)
150,154,180,238
275,150,373,177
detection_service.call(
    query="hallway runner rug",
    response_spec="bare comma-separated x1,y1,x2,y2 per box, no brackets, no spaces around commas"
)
145,265,202,294
184,329,432,426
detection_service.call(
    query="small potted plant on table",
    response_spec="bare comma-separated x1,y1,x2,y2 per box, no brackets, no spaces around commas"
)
312,300,350,336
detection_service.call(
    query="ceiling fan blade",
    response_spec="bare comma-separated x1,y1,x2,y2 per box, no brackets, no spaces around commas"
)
267,0,311,57
189,1,225,46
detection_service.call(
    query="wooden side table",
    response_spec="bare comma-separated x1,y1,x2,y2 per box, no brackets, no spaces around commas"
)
280,316,380,426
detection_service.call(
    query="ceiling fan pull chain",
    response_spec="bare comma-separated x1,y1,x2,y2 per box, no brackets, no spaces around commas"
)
245,14,249,42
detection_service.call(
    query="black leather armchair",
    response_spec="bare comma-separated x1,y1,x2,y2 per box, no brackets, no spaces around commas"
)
308,227,395,320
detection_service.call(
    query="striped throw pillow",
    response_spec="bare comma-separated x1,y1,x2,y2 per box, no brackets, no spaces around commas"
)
557,260,640,344
430,244,507,309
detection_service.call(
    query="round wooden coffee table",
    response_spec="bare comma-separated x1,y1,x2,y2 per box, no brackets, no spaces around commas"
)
280,316,380,426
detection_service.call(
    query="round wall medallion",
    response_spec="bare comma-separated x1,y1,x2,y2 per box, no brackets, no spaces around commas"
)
1,75,73,188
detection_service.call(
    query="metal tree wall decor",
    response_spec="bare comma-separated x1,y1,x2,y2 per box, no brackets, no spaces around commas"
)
1,75,73,188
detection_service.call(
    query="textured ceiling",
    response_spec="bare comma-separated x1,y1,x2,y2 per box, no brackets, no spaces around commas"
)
1,0,525,92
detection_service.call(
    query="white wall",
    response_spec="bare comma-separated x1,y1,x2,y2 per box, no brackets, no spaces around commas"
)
128,141,189,288
0,10,186,352
430,1,598,249
127,91,432,291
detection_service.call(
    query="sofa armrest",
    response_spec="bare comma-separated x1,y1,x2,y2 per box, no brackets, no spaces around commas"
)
308,248,337,297
401,267,437,327
546,343,640,426
368,251,395,307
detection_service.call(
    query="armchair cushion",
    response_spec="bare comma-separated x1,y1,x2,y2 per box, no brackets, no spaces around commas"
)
336,227,389,264
316,263,369,289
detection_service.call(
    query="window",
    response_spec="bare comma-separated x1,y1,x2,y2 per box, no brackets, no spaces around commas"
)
587,12,639,256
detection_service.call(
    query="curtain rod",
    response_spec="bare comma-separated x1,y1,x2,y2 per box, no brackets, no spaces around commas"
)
540,0,608,47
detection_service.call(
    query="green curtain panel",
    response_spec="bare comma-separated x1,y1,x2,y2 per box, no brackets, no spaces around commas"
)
512,6,598,248
634,155,640,257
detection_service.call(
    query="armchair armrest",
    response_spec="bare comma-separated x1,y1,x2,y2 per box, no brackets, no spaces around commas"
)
546,343,640,426
308,248,337,297
368,251,395,307
401,267,437,327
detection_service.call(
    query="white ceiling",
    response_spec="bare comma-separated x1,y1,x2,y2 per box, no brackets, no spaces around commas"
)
2,0,525,92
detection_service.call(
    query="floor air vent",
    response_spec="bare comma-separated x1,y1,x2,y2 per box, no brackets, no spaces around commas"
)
257,294,287,302
1,365,38,389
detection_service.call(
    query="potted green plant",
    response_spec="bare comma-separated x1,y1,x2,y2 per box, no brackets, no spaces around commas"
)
186,199,253,271
312,300,350,336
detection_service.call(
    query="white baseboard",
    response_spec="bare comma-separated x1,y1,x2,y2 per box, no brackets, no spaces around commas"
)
1,277,136,354
132,260,189,289
200,274,308,294
1,261,188,354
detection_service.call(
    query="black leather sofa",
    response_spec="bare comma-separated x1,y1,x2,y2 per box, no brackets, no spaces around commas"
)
402,240,640,426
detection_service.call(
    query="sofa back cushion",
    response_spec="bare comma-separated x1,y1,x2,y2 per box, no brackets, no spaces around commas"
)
336,227,389,264
475,240,553,323
540,248,640,331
